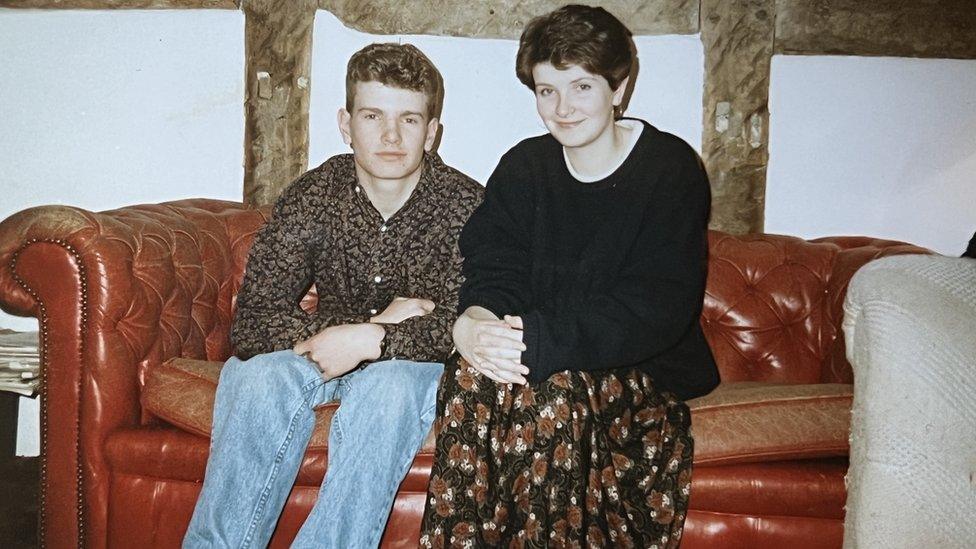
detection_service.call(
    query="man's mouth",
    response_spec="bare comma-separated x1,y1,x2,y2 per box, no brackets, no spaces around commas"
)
376,152,406,160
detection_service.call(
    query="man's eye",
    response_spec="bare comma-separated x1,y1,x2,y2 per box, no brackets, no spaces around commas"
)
364,113,378,120
404,117,418,124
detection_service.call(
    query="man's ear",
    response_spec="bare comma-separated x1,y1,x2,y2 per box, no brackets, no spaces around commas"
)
424,117,440,152
337,108,352,146
612,77,630,107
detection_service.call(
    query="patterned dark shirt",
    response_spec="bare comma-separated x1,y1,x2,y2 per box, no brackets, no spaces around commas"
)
232,152,484,363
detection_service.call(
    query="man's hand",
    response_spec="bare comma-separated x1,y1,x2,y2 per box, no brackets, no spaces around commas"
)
294,323,385,380
370,296,436,324
453,306,528,385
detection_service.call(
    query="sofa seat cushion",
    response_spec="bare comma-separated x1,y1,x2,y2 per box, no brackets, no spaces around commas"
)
688,382,852,465
141,358,437,452
145,362,850,469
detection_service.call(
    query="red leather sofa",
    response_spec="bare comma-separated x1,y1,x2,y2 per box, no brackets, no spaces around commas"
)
0,199,926,548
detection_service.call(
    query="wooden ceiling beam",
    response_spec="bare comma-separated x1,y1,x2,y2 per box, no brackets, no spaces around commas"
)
775,0,976,60
0,0,237,8
317,0,700,38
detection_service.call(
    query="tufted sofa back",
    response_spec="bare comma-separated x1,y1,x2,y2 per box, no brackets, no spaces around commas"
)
702,233,928,384
0,199,927,396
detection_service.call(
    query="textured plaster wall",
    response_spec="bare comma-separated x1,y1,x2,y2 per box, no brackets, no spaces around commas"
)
766,55,976,255
0,9,246,333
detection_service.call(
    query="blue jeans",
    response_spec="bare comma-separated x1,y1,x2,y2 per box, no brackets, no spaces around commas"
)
183,350,443,548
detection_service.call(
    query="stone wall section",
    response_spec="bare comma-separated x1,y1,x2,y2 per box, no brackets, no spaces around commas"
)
701,0,774,234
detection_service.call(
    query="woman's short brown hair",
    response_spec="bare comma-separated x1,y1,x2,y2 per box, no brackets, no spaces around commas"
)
345,43,444,119
516,4,634,92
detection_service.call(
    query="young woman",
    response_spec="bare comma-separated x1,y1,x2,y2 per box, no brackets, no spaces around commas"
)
420,5,719,547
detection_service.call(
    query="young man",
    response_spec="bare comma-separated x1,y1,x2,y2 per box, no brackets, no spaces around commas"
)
183,43,483,548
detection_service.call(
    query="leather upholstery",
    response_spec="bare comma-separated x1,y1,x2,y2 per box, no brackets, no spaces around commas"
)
0,199,928,548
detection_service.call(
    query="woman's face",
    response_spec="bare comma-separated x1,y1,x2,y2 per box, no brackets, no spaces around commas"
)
531,62,626,150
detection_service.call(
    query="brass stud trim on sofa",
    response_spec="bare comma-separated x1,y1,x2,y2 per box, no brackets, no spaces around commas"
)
10,238,89,548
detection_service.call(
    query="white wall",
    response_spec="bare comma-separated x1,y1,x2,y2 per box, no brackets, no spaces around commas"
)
766,55,976,254
0,9,246,455
0,9,246,331
309,11,704,184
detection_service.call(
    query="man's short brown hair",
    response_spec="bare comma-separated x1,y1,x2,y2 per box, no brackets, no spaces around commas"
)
345,42,444,119
516,4,634,92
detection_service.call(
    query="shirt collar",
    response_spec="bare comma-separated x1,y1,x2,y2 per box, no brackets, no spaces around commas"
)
344,151,441,219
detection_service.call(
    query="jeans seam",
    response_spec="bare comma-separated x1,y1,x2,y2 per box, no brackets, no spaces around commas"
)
239,377,322,548
370,435,427,547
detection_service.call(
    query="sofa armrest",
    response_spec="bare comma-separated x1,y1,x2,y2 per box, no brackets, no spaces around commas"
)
0,198,266,548
842,254,976,546
813,236,930,383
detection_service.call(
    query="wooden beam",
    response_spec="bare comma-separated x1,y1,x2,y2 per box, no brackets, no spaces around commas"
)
700,0,774,234
242,0,316,206
775,0,976,59
0,0,236,8
317,0,700,38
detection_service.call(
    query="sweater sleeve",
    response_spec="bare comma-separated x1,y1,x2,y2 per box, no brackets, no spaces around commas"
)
456,150,535,317
231,172,368,359
520,151,711,383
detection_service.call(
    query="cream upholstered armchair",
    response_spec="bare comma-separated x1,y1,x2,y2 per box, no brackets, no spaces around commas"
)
843,254,976,548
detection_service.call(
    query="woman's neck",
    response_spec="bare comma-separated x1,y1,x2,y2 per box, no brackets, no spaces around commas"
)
564,121,632,178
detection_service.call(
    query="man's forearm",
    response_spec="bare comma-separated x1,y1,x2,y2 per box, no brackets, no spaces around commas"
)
380,309,454,363
294,322,386,379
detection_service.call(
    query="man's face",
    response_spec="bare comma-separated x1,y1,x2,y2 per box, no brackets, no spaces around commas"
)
338,81,438,185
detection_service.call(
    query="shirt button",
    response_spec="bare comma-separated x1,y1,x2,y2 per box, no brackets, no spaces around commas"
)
355,186,361,193
369,308,378,315
373,275,382,283
380,225,388,232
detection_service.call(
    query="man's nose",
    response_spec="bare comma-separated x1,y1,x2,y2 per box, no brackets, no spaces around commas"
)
382,121,402,144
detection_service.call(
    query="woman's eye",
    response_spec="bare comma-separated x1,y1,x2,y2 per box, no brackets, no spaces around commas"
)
538,88,553,97
578,83,591,91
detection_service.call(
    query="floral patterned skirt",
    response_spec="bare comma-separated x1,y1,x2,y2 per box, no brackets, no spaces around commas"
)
420,356,694,549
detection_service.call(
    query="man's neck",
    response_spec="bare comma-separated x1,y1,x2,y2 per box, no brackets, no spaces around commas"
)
355,161,424,220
